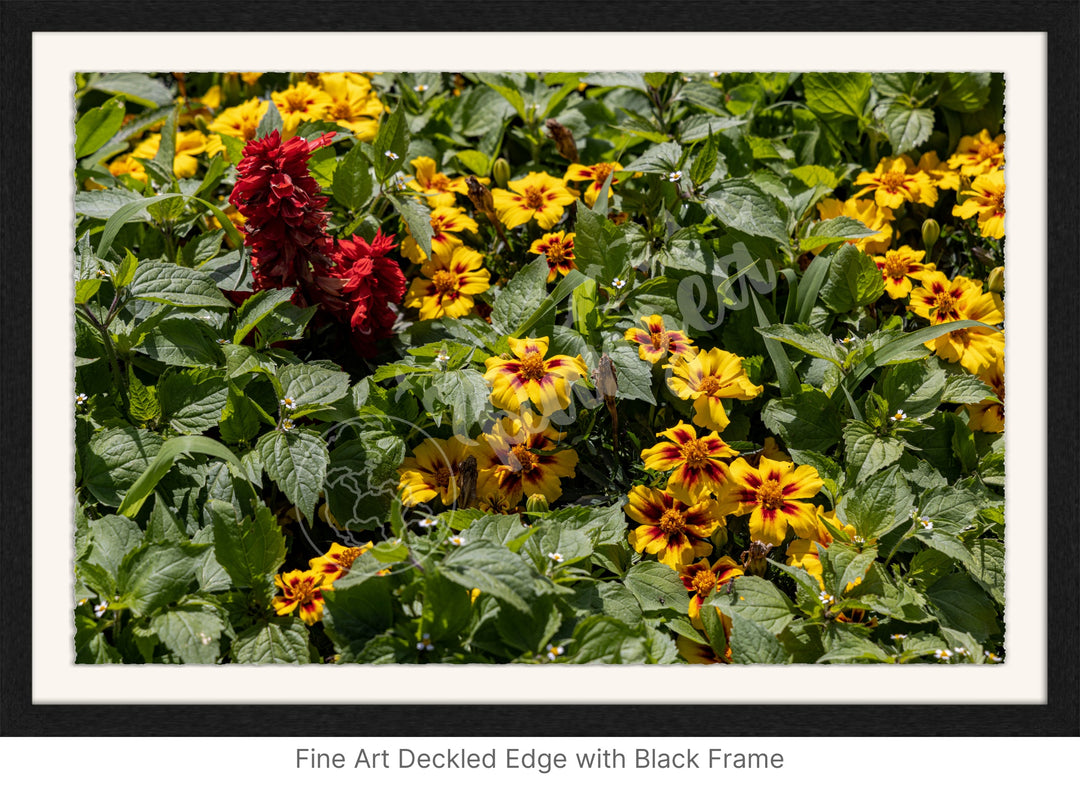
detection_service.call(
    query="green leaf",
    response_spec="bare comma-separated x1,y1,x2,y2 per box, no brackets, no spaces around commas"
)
798,216,877,251
937,73,991,112
601,334,655,405
75,97,126,158
81,515,143,578
714,575,797,633
761,388,843,454
496,595,562,655
372,102,409,181
689,130,719,186
574,202,629,283
622,141,683,174
491,256,548,337
83,427,164,507
818,627,890,663
118,543,207,617
232,288,297,344
837,466,914,541
568,615,648,664
941,373,998,404
85,73,174,107
324,433,407,531
74,279,103,305
843,421,905,484
964,539,1005,605
388,193,432,259
158,370,228,434
820,244,884,314
137,318,224,368
279,363,350,409
232,619,313,664
151,606,225,664
151,107,178,183
439,541,540,614
925,574,1000,642
332,143,373,211
880,103,934,154
757,323,844,365
803,72,872,120
623,562,690,613
703,178,789,245
477,73,528,118
257,428,329,522
208,500,286,599
432,368,492,436
323,571,397,649
727,611,790,664
843,320,991,391
881,360,947,418
116,435,245,518
129,261,232,309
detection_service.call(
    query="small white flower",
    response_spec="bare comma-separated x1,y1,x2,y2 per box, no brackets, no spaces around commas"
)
853,535,865,545
419,516,438,528
611,277,627,289
954,646,969,656
435,351,450,364
417,633,434,651
97,268,108,277
77,598,89,607
385,150,399,160
93,602,108,618
279,397,296,410
934,648,953,661
709,71,721,79
393,173,408,190
75,393,88,406
666,170,682,182
840,336,853,344
547,552,564,563
217,338,228,345
817,590,835,607
984,651,1003,663
891,633,907,641
909,508,920,520
546,643,565,661
281,418,295,431
919,517,934,531
448,535,466,547
681,75,692,82
890,410,907,422
414,83,428,93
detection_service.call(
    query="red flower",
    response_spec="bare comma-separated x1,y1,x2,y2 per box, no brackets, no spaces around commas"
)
229,130,336,292
330,230,406,355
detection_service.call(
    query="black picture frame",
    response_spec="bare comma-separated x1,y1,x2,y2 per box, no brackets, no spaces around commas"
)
1,0,1076,737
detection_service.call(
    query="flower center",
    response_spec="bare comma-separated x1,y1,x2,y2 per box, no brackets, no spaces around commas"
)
544,240,567,265
430,174,451,190
435,467,452,489
880,171,908,191
510,445,539,473
649,331,669,351
692,569,718,597
329,100,353,120
431,270,457,294
659,508,687,535
523,186,546,210
338,546,364,570
430,215,448,234
285,94,311,113
241,118,259,140
592,162,615,185
990,188,1005,216
976,141,1001,161
293,577,319,603
518,351,547,381
680,438,711,468
756,479,785,511
883,252,911,279
933,291,959,317
698,374,723,396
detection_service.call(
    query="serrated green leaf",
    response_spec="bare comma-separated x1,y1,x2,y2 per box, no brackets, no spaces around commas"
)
151,606,225,664
804,72,872,120
232,619,312,663
623,561,690,613
118,543,207,617
257,428,329,522
129,261,232,308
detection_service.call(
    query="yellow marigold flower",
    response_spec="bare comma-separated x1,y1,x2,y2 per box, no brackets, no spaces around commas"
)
678,556,743,628
209,97,269,142
624,315,696,364
397,436,478,507
475,417,578,507
874,245,929,300
198,84,222,110
492,171,577,230
786,506,856,585
272,81,332,136
762,437,790,462
966,354,1004,433
483,336,588,416
815,197,894,255
404,244,490,320
124,130,210,179
947,129,1005,177
953,170,1005,239
309,541,374,583
529,231,577,282
317,72,383,141
108,155,148,184
908,270,980,324
563,161,623,207
852,155,937,209
917,150,959,192
401,205,479,264
624,485,724,569
272,569,331,625
406,156,481,208
665,348,763,432
926,284,1004,375
239,72,262,86
719,456,824,546
641,421,737,503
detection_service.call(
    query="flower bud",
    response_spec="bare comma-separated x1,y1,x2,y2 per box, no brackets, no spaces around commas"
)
544,119,580,163
465,176,496,218
492,157,511,189
987,266,1005,293
921,218,940,252
739,540,773,577
525,493,550,514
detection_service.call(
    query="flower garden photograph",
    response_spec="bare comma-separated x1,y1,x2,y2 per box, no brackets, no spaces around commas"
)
72,70,1006,666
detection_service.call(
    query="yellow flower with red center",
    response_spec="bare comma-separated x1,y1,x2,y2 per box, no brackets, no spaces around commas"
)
317,72,383,141
874,245,929,300
786,506,856,585
947,129,1005,176
406,156,481,208
475,417,578,507
272,569,331,625
271,82,332,136
953,170,1005,239
815,197,894,255
917,150,960,192
563,161,623,207
666,348,763,432
529,231,577,282
719,456,824,546
966,354,1004,433
677,556,744,628
641,421,738,502
908,270,979,324
208,97,269,142
405,244,491,320
309,541,374,583
108,155,148,184
397,436,478,507
483,337,588,416
852,155,937,209
624,485,724,568
401,205,479,263
929,285,1004,375
491,171,577,230
624,314,696,363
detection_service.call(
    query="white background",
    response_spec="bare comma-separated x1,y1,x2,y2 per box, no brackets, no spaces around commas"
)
13,28,1065,783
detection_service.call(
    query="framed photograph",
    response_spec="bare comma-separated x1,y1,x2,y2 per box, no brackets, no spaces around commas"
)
1,1,1077,738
